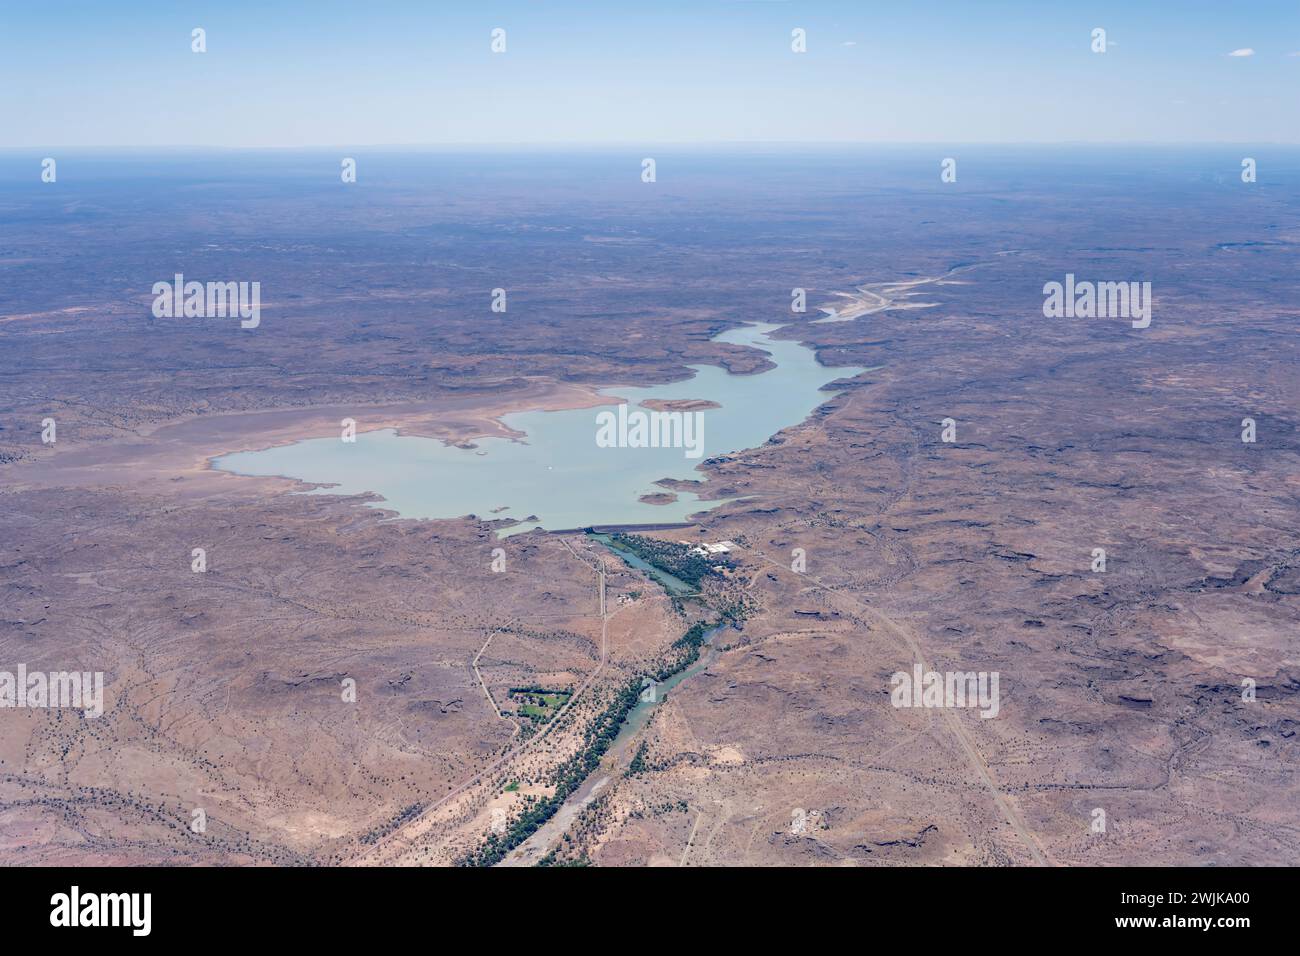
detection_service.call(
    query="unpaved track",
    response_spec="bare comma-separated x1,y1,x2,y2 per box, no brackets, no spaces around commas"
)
735,539,1052,866
348,535,607,865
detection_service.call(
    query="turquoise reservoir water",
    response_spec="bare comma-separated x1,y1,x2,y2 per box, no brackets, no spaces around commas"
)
213,323,862,535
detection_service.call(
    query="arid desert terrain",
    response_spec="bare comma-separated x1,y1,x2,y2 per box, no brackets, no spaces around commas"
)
2,149,1298,865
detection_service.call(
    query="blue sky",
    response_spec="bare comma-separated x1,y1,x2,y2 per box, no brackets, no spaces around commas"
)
1,0,1297,147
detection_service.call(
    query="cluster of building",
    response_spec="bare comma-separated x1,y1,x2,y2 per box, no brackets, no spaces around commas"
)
681,540,735,556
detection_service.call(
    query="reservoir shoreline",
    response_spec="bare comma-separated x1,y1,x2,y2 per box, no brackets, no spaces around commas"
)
211,322,865,534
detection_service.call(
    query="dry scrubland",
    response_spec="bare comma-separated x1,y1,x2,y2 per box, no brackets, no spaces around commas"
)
2,153,1298,864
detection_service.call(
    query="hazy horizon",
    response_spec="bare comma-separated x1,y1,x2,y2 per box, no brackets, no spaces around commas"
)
5,141,1300,151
